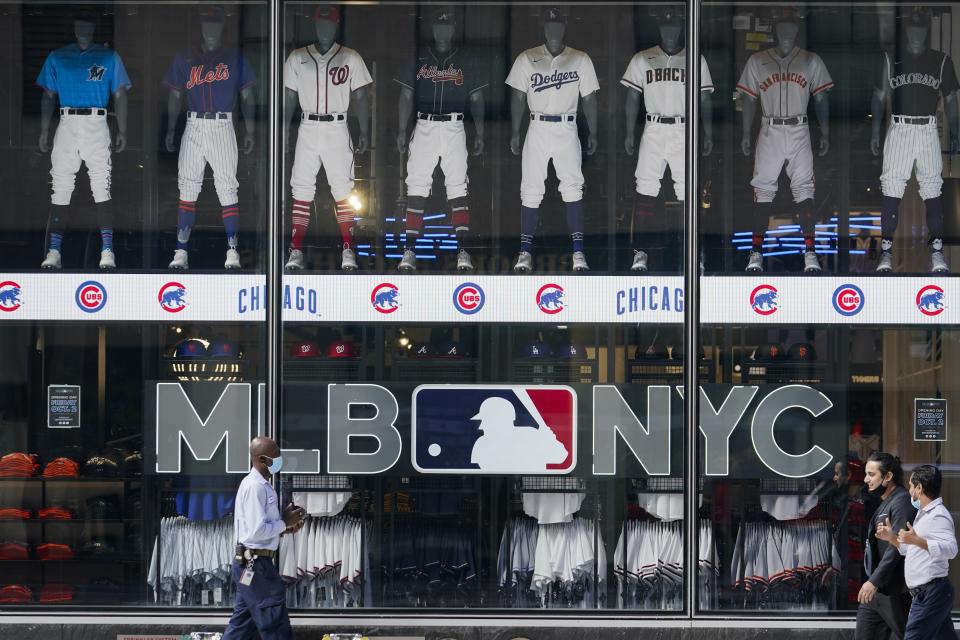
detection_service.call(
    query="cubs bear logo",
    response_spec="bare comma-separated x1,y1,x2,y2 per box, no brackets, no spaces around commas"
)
750,284,779,316
832,284,865,317
371,283,400,314
453,282,485,315
75,281,107,313
916,285,945,317
159,282,188,313
536,283,565,314
0,281,22,312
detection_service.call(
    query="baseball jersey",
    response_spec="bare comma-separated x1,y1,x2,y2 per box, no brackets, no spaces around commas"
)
36,44,132,108
283,43,372,115
620,46,714,116
162,47,256,113
736,47,833,117
395,47,488,115
881,49,959,116
505,44,600,115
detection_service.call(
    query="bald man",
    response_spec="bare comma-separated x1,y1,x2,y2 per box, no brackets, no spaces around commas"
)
223,437,304,640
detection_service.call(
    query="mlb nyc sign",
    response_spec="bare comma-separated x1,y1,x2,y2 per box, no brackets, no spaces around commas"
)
151,382,834,479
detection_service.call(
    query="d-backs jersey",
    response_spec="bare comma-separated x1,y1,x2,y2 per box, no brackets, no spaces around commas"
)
881,49,959,117
283,43,372,115
163,47,257,113
505,44,600,115
36,44,132,108
620,46,714,117
395,47,488,115
736,47,833,117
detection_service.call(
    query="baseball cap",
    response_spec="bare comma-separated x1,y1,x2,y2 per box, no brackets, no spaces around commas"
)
559,343,585,359
439,340,466,358
174,339,208,359
658,7,684,25
208,339,239,359
326,340,355,358
635,342,667,360
753,342,785,361
771,6,803,24
788,342,817,362
199,6,226,23
311,4,341,23
904,7,932,27
520,341,550,358
291,341,320,358
432,8,456,25
542,6,566,24
411,342,437,358
74,7,99,25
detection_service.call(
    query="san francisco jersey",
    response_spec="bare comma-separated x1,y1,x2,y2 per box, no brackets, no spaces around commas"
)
283,42,372,115
736,47,833,117
505,44,599,115
620,46,714,117
881,49,959,117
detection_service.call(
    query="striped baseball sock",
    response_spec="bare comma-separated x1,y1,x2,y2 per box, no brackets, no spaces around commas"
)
450,197,470,242
290,199,311,250
176,200,196,250
48,204,68,252
752,202,773,251
335,198,355,249
565,199,584,252
100,228,113,252
49,233,63,252
221,204,240,249
520,206,539,253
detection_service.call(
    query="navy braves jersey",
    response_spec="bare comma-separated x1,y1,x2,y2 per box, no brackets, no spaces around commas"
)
880,49,959,116
163,47,257,113
394,47,488,115
36,44,132,108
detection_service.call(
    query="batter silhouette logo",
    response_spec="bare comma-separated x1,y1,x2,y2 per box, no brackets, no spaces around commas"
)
412,385,576,474
453,282,485,315
371,283,400,314
75,281,107,314
916,285,945,316
832,284,864,317
159,282,188,313
0,281,22,312
536,283,565,314
750,284,779,316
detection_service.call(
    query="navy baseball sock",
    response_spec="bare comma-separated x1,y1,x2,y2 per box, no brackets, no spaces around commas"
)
880,195,901,238
520,205,539,253
177,201,197,250
565,200,584,252
222,204,239,250
47,204,68,252
924,196,944,240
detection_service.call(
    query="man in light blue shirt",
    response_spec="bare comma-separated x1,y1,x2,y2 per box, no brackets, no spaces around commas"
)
223,437,304,640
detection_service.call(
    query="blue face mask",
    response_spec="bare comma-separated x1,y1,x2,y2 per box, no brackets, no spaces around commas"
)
912,497,921,510
263,455,283,475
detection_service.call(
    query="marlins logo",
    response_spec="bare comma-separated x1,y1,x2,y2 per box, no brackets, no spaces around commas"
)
75,280,107,313
453,282,485,315
750,284,779,316
832,284,864,317
159,282,188,313
916,284,945,317
0,281,22,312
536,283,565,314
87,64,106,82
371,283,400,314
412,385,576,474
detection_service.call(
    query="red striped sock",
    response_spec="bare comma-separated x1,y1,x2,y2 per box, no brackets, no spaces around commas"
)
335,198,354,249
290,200,311,250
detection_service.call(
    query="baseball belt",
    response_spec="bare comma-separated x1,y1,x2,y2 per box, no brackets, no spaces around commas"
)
892,114,936,125
646,114,685,124
302,113,346,122
188,111,231,120
418,112,464,122
531,113,576,123
60,108,106,116
763,116,807,125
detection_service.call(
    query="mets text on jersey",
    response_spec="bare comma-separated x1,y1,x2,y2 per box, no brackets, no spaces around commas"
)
187,63,230,89
531,69,580,92
759,72,808,91
416,64,464,86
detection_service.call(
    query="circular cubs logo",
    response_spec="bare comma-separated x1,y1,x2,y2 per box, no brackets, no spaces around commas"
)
749,284,779,316
158,282,188,313
0,281,22,312
536,283,565,314
371,283,400,314
832,284,865,317
916,284,945,317
453,282,485,315
75,280,107,313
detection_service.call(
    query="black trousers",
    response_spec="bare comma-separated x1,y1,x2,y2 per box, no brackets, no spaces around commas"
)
856,590,911,640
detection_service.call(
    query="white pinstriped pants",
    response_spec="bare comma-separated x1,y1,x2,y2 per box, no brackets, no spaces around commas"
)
881,121,942,200
178,116,240,205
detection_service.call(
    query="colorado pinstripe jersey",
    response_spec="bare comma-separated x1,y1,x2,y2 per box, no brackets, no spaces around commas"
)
505,45,599,115
395,47,488,115
736,47,833,117
283,43,372,114
620,46,714,117
36,44,131,108
163,47,256,113
881,49,959,116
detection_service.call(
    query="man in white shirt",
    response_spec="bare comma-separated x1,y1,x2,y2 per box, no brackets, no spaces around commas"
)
876,464,958,640
223,437,305,640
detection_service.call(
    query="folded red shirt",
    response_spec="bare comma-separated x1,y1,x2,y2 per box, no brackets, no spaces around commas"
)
38,507,74,520
42,458,81,479
0,508,31,520
36,543,73,561
39,583,74,603
0,453,39,478
0,542,30,560
0,584,32,603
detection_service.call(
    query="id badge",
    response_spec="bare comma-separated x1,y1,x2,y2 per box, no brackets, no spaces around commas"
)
240,567,255,586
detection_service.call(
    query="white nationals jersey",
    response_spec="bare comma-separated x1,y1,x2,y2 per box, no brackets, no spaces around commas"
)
620,46,714,116
736,47,833,117
506,44,600,115
283,43,372,114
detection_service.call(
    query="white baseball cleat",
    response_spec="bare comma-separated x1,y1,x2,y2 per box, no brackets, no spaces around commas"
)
341,247,358,271
99,249,116,269
631,250,648,272
745,250,763,272
456,249,474,272
513,251,533,273
572,251,589,272
41,248,62,270
169,249,189,270
803,250,822,273
285,249,304,271
224,249,241,270
398,249,417,272
876,251,893,273
931,251,949,273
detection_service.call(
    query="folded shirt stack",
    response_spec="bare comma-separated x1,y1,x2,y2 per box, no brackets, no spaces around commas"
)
0,508,31,520
0,542,30,560
39,583,74,603
36,543,74,561
39,506,74,520
0,585,32,603
42,457,81,479
0,453,39,478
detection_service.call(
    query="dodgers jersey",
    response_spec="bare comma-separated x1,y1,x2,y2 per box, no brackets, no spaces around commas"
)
163,47,257,113
881,49,959,117
506,44,600,115
736,47,833,117
284,43,372,115
36,44,132,108
621,46,714,117
395,47,488,115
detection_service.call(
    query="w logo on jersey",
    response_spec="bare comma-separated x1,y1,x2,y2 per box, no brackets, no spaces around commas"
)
87,64,106,82
412,385,576,474
330,65,350,86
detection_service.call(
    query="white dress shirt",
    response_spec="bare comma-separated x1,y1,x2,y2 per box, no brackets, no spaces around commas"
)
898,497,958,589
234,469,285,550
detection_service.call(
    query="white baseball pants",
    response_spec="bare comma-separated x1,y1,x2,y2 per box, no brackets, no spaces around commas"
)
635,121,685,201
881,121,942,200
50,113,112,205
521,118,583,208
405,118,468,200
751,123,814,203
290,118,354,202
178,115,239,205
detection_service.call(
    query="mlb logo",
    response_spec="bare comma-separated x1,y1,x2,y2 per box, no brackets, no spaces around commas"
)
412,385,576,474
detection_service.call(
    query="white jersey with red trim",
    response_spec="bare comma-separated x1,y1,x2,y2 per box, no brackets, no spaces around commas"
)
736,47,833,117
283,42,372,115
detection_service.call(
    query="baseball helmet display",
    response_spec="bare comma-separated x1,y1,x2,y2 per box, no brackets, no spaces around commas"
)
788,342,818,362
291,341,321,358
